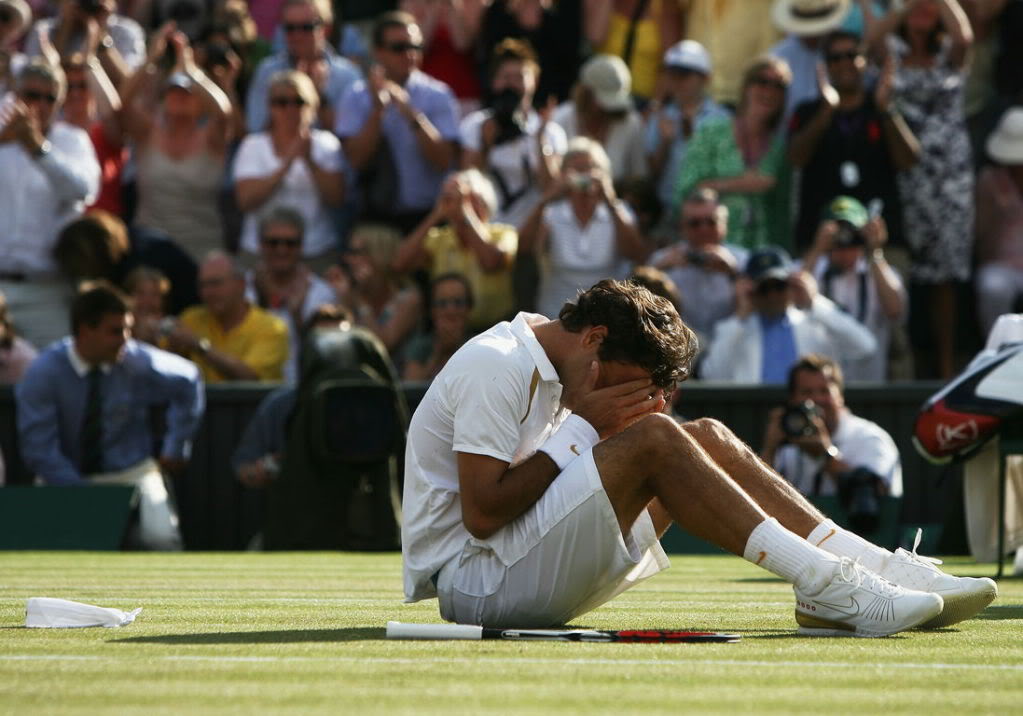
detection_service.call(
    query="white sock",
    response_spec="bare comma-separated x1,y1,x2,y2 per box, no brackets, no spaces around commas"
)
806,519,891,574
743,517,837,594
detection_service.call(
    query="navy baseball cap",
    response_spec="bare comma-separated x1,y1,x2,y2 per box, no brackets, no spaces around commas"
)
745,246,793,283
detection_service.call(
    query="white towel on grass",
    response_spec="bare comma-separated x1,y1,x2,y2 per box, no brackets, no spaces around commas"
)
25,598,142,628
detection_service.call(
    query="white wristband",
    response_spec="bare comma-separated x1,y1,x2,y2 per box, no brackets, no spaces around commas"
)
539,414,599,471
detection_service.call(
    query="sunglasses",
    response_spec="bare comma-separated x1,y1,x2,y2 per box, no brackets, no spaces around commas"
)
826,50,861,64
434,297,468,309
685,216,717,229
283,21,321,33
755,279,789,295
751,76,786,91
261,236,302,248
270,96,306,107
20,89,58,104
384,42,423,53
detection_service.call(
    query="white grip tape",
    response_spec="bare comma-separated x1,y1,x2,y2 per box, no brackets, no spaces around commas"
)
386,621,484,640
538,414,599,471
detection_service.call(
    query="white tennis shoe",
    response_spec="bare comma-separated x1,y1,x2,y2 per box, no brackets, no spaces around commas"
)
794,557,943,638
876,529,997,628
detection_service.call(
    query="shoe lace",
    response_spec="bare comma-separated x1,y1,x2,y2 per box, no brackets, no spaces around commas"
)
839,556,901,599
901,528,943,570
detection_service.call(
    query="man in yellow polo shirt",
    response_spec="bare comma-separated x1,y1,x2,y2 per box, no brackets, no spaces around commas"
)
167,252,288,383
392,169,517,333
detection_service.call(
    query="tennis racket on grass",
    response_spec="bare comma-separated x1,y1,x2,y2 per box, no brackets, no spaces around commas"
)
386,621,740,643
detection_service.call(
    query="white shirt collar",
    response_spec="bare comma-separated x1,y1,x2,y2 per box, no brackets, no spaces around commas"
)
66,339,113,377
508,312,560,384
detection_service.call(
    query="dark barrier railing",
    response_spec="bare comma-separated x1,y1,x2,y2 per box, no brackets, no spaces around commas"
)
0,382,963,551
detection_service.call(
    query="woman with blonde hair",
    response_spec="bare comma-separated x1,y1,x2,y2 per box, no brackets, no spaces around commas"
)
324,223,423,361
675,55,792,250
233,68,345,272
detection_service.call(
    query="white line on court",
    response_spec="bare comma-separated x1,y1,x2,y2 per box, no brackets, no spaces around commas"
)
2,654,1021,671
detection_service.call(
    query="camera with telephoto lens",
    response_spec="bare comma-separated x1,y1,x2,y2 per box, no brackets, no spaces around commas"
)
490,87,528,145
780,400,821,439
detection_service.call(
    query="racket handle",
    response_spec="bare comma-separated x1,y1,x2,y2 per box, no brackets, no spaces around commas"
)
386,621,484,640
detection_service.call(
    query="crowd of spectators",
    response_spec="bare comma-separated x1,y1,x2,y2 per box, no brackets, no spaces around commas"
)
2,0,1022,537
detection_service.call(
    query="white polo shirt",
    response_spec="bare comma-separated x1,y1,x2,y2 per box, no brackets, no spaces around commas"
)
402,312,567,602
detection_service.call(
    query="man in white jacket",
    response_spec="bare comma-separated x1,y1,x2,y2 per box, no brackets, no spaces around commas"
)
700,246,876,383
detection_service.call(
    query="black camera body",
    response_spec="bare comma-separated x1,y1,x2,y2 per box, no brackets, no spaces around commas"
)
490,87,528,146
781,400,821,439
837,467,883,534
832,219,865,248
686,249,706,267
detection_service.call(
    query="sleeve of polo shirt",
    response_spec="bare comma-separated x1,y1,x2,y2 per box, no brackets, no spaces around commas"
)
448,344,529,463
459,111,484,151
39,126,100,204
334,82,371,138
244,314,290,381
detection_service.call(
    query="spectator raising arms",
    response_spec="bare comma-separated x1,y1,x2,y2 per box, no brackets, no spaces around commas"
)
865,0,975,379
519,137,648,319
122,26,233,262
461,37,566,229
60,46,126,216
0,0,32,95
675,55,792,251
325,223,423,361
0,59,100,350
393,169,517,332
233,69,345,270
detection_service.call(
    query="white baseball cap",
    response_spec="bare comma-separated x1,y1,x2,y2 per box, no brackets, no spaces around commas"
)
663,40,712,75
580,54,632,112
987,107,1023,165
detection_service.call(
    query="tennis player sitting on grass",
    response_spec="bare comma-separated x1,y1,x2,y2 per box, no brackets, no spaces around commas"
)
401,279,996,636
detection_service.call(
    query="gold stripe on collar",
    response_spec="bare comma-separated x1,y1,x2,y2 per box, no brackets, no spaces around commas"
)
520,368,540,424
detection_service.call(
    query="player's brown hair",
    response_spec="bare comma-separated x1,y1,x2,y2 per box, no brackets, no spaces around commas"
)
559,279,697,390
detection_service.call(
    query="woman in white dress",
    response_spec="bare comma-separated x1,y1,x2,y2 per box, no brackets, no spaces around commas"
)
519,136,649,317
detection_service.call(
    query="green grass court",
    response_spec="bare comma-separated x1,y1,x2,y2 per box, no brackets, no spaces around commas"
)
1,552,1020,714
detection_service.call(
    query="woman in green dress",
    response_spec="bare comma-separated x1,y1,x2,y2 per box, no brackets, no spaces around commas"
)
674,55,792,250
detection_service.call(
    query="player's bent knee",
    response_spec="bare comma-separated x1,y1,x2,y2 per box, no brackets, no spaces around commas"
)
682,417,734,446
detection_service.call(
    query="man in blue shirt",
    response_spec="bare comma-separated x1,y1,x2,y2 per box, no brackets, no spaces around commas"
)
699,246,876,383
335,10,460,231
15,283,204,550
245,0,362,133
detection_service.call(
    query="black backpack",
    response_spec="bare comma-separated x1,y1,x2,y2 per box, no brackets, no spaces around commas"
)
264,326,408,550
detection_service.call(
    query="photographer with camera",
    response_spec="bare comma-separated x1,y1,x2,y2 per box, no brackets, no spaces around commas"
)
802,196,907,382
649,187,746,348
760,353,902,534
460,37,565,229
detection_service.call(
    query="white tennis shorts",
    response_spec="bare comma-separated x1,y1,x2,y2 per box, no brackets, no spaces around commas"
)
435,448,669,628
